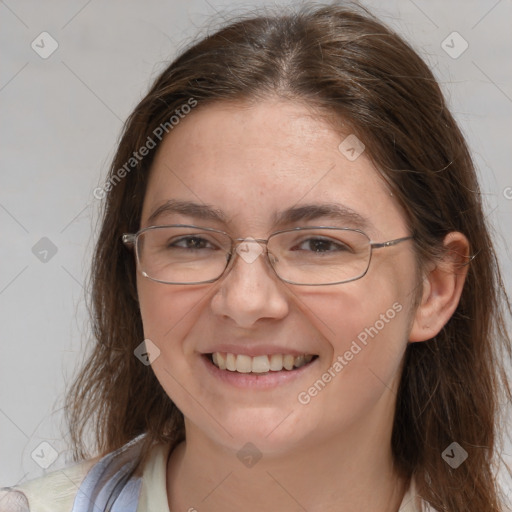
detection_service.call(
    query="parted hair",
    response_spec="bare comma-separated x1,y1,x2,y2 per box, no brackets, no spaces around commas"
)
65,3,512,510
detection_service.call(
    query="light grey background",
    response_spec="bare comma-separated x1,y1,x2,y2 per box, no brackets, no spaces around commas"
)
1,0,511,491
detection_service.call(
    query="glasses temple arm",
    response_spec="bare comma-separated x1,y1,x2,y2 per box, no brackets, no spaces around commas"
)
122,234,136,246
370,236,414,250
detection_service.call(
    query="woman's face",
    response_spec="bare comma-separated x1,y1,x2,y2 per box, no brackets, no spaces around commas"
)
137,99,419,455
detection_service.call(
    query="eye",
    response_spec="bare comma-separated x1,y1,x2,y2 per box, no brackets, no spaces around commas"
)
170,236,216,250
294,237,351,253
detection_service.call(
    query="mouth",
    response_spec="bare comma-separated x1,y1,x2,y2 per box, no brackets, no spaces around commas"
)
205,352,318,374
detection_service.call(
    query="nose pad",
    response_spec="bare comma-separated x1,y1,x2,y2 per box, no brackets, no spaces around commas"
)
267,251,278,266
220,238,280,284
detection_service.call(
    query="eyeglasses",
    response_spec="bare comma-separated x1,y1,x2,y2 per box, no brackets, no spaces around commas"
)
122,225,413,286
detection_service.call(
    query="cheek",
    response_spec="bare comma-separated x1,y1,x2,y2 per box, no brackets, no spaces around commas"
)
136,278,207,349
301,282,408,349
297,266,414,387
293,287,410,433
136,279,210,412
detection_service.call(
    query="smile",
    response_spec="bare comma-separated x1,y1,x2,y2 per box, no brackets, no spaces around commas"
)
209,352,317,373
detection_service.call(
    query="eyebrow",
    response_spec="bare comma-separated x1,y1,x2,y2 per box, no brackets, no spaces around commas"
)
272,203,371,231
146,199,372,231
147,199,228,225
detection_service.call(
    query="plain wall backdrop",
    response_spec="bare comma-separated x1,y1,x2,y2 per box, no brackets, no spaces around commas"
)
1,0,511,494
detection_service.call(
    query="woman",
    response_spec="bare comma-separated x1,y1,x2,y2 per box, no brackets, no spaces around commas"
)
1,3,510,511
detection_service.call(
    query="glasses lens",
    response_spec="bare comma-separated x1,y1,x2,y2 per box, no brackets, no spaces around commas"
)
137,226,231,284
268,228,371,285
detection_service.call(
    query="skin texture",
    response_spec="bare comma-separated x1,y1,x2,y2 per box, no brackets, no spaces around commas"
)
136,99,469,512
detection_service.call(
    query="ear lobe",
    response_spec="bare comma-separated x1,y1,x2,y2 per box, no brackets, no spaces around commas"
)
409,232,470,343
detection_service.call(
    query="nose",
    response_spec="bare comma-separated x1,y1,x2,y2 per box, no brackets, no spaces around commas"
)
210,240,289,328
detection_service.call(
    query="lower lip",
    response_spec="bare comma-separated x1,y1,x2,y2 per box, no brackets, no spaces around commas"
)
201,354,318,390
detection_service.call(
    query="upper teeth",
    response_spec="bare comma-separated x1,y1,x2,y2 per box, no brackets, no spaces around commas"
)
211,352,314,373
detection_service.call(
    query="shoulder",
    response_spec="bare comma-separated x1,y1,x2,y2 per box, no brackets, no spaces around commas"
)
0,436,171,512
0,457,98,512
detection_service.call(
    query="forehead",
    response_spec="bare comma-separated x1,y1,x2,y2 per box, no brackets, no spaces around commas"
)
141,99,407,237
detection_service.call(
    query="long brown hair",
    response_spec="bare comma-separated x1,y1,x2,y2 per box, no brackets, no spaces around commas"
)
65,3,512,510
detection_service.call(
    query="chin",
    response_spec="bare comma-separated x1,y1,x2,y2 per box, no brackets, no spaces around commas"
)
190,406,318,456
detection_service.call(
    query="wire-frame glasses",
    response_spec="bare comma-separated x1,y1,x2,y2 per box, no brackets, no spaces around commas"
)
122,224,413,286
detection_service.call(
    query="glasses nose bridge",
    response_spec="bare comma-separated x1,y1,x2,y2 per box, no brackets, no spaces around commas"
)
224,236,275,276
233,236,276,260
232,236,269,248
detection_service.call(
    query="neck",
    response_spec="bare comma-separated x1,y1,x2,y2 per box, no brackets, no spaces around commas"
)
166,423,408,512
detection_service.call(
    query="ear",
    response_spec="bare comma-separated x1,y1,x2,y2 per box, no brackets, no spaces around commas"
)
409,232,470,343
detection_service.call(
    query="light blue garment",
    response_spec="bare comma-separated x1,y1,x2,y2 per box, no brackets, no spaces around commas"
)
70,435,144,512
0,436,146,512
